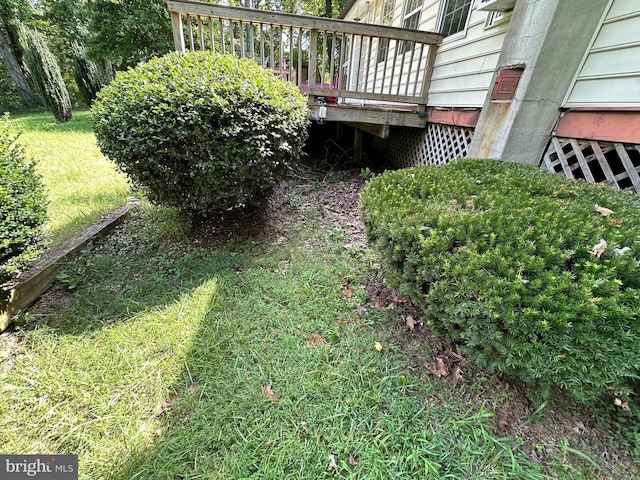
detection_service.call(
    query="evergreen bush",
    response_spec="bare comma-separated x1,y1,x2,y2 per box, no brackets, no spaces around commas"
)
0,117,48,304
20,27,72,123
92,51,309,214
361,159,640,407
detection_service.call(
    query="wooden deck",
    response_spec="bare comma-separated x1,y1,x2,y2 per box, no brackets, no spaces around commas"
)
166,0,443,128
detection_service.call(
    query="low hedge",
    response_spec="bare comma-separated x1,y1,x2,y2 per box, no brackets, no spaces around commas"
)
361,159,640,407
92,51,309,215
0,118,48,303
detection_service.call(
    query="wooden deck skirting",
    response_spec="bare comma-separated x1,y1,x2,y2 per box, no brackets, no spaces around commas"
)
0,201,139,332
166,0,443,126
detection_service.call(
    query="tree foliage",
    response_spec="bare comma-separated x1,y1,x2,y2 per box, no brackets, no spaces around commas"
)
20,26,72,122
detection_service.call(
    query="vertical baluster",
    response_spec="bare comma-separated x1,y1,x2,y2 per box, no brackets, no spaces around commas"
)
380,37,390,94
239,21,245,57
229,20,235,55
260,24,265,67
372,38,379,94
348,33,356,92
404,41,416,96
388,39,399,95
309,29,317,87
297,28,302,86
208,18,214,52
279,27,284,79
219,18,226,54
198,16,204,51
364,36,372,93
249,22,255,60
288,26,293,83
187,15,195,50
412,43,425,97
270,25,275,70
320,31,327,85
337,33,346,91
329,32,336,89
396,42,406,96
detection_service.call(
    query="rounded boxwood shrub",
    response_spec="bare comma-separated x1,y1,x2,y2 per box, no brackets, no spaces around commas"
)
0,118,48,303
92,51,309,214
361,159,640,406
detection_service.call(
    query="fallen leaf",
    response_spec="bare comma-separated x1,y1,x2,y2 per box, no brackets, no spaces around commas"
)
572,421,586,434
595,204,614,217
406,315,415,331
588,239,607,258
348,454,358,467
450,365,464,382
374,342,384,352
261,383,277,403
496,417,509,435
343,285,354,300
328,453,339,474
427,357,447,377
306,332,325,347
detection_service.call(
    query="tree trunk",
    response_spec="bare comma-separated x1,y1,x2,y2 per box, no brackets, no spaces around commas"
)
0,28,34,107
325,0,332,17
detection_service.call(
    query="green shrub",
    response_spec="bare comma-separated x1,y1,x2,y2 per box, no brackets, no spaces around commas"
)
0,117,48,303
361,159,640,406
92,51,309,214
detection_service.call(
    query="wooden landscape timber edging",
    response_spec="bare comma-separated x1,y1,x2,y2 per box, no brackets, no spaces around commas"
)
0,201,140,332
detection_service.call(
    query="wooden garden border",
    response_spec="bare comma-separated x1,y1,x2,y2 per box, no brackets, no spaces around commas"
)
0,201,140,332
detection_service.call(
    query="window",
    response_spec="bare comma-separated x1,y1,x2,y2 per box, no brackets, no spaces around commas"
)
377,0,395,63
439,0,472,37
399,0,422,53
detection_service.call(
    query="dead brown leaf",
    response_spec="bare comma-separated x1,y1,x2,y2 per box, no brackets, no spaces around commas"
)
348,454,358,467
450,365,464,383
374,342,384,352
306,332,325,347
406,315,415,331
588,239,607,258
496,417,509,435
595,204,614,217
426,357,447,377
343,285,354,300
261,383,277,403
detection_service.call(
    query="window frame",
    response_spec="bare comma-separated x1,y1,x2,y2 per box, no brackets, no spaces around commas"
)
437,0,473,39
399,0,423,54
376,0,396,63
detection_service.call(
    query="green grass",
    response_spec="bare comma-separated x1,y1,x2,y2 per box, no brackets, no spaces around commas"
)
0,202,618,479
8,110,132,246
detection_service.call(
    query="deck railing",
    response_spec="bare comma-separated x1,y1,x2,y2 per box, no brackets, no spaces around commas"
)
167,0,443,109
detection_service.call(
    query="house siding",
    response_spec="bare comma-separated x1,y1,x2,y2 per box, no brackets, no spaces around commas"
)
565,0,640,108
428,9,510,107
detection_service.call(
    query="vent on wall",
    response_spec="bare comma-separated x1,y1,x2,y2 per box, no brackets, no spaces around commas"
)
476,0,516,12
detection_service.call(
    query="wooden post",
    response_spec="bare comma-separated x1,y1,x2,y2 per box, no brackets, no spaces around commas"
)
171,11,186,52
418,43,439,111
354,127,363,163
309,29,318,84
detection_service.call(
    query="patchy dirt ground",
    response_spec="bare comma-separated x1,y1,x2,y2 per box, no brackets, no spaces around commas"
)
1,146,637,477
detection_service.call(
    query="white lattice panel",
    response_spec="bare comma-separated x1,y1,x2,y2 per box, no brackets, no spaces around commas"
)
373,123,474,168
541,137,640,195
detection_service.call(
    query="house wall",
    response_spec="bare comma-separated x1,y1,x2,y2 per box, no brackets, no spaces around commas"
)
428,8,510,107
564,0,640,108
342,0,510,107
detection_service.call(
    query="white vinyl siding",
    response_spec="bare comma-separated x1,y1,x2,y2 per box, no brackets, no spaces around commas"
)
428,6,509,107
565,0,640,108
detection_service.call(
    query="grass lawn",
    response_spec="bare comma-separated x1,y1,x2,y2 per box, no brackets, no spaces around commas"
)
8,110,132,246
0,169,629,479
